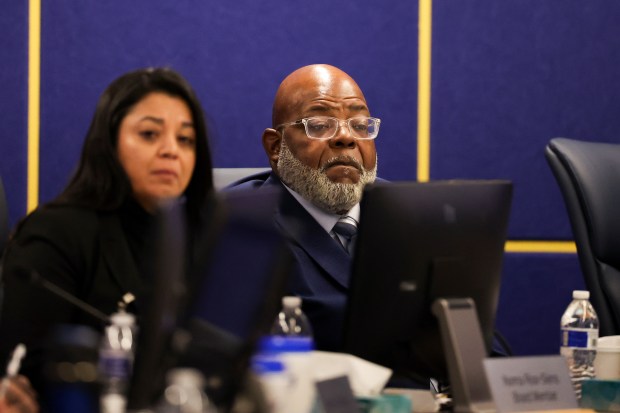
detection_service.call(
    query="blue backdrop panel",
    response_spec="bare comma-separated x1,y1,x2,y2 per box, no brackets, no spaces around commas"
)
431,1,620,240
0,2,28,228
4,1,615,359
38,1,418,205
496,253,584,356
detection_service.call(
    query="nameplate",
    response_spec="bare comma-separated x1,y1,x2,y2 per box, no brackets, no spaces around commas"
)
483,355,577,412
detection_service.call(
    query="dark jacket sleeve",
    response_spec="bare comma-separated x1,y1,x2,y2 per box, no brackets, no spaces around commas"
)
0,206,99,389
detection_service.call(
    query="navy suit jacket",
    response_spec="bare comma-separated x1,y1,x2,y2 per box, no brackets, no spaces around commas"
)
227,171,352,351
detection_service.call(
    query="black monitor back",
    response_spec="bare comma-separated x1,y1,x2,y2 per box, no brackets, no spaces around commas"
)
181,187,293,409
343,180,512,385
127,199,187,410
127,187,292,410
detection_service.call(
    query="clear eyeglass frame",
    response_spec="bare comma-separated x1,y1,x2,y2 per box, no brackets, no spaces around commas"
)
275,116,381,140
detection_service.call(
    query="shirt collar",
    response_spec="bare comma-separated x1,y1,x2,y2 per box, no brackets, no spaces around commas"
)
282,183,360,234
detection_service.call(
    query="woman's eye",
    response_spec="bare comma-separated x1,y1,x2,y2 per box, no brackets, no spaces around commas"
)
178,136,196,147
139,130,158,140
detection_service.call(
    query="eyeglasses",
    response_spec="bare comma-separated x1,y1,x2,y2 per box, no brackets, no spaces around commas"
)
275,116,381,140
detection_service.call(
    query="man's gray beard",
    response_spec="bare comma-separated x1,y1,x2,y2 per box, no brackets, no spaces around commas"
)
276,139,377,214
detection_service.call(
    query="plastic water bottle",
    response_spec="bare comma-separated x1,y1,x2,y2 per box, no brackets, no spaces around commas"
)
251,356,289,413
271,296,313,337
99,311,137,413
256,336,315,413
560,290,599,398
258,296,316,413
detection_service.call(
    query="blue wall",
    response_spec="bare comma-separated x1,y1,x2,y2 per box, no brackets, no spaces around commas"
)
2,1,619,356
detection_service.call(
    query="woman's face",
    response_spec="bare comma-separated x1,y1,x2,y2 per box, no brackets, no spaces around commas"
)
117,92,196,212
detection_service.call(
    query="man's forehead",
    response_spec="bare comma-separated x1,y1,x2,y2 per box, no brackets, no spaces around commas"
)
301,96,368,112
287,83,367,112
273,64,368,124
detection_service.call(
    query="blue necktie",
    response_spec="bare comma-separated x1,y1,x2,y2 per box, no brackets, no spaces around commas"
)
333,216,358,255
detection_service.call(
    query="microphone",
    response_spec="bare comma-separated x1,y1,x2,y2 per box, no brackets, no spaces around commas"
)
23,269,110,324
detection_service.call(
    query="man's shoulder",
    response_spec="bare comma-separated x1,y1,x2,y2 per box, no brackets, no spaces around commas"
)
224,170,281,191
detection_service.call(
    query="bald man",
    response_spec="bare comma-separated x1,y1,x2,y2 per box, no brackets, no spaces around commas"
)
228,64,381,350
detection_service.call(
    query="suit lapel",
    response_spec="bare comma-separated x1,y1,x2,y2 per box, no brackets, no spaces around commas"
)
273,183,352,289
99,214,144,311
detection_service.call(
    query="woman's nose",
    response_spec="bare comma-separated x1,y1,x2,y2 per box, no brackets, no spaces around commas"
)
158,133,179,158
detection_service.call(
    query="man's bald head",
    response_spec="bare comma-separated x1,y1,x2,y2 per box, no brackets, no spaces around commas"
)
272,64,367,127
262,64,378,214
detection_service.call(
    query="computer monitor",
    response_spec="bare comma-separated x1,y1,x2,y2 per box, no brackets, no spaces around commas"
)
127,188,292,410
128,199,188,410
181,187,293,408
343,180,513,386
187,187,291,342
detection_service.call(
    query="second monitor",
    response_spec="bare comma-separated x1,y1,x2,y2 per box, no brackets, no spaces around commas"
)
343,180,513,386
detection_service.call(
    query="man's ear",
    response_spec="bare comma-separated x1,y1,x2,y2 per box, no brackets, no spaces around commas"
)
262,128,281,168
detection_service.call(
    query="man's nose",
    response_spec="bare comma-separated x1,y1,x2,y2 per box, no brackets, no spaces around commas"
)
329,120,357,149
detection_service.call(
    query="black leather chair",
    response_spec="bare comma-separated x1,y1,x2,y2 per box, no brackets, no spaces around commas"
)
545,138,620,336
0,177,8,258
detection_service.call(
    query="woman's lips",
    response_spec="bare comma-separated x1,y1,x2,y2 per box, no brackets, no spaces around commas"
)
152,169,178,178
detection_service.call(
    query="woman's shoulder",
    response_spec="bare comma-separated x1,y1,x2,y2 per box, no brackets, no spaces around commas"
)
11,205,105,243
22,204,99,226
3,205,111,281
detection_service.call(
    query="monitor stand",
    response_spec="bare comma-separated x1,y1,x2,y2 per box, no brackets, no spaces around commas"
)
432,298,497,413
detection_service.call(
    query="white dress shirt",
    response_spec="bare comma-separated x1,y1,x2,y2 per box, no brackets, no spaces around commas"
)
281,183,360,246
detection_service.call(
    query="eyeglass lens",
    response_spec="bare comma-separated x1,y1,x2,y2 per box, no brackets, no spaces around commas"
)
305,117,378,140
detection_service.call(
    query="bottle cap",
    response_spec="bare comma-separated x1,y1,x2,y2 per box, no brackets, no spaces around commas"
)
573,290,590,300
282,296,302,309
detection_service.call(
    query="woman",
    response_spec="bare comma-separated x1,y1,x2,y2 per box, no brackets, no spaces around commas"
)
0,67,214,396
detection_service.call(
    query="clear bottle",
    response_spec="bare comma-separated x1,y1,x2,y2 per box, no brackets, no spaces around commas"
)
251,356,289,413
261,296,315,413
271,296,313,338
99,311,137,413
560,290,599,399
257,336,315,413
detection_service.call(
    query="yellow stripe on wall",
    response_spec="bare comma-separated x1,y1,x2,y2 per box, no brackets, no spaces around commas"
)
417,0,432,182
28,0,41,213
505,241,577,254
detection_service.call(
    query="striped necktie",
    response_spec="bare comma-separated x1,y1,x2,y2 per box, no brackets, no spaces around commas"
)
333,216,358,255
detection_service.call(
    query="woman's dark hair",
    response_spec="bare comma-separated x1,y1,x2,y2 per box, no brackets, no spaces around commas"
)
55,67,213,225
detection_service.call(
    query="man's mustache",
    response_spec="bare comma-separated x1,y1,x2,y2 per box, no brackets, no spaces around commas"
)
320,156,363,173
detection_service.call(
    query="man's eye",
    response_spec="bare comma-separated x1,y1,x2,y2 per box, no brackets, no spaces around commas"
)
352,122,369,131
308,122,331,132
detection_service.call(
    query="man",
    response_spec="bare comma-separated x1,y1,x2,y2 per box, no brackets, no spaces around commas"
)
228,64,380,350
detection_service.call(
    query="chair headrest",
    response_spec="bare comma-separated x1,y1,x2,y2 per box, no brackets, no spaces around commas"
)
548,138,620,268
